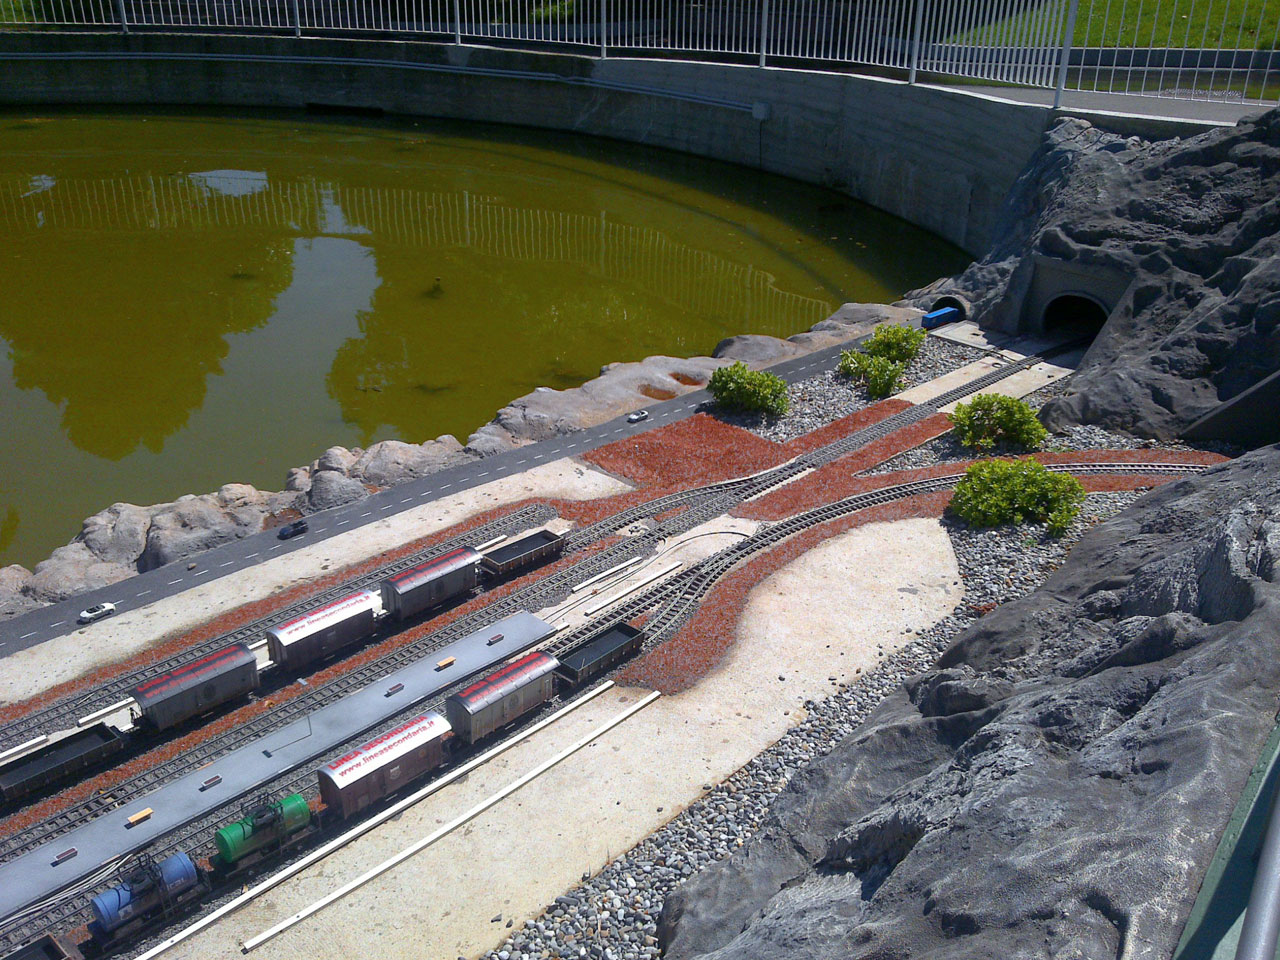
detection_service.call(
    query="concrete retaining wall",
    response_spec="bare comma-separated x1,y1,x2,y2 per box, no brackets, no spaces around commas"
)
0,32,1222,255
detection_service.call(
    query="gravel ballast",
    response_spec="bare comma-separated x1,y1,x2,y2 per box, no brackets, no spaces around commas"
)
478,492,1143,960
720,337,989,445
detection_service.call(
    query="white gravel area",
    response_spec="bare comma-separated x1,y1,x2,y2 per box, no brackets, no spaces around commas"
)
718,337,989,444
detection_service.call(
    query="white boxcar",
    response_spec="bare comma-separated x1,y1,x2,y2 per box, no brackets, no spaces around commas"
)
266,590,381,671
318,712,452,818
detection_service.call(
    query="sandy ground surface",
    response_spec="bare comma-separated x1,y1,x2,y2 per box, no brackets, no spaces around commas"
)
896,354,1076,412
0,460,631,707
161,517,961,960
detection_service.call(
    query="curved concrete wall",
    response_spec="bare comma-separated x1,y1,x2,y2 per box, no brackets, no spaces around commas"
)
0,33,1220,256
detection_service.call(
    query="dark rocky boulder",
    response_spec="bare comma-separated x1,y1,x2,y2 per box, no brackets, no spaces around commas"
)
906,108,1280,442
659,445,1280,960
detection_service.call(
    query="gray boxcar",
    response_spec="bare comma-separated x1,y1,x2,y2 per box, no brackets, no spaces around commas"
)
317,712,452,818
445,651,559,744
480,530,565,579
132,644,258,731
265,590,380,670
555,624,644,686
380,547,480,621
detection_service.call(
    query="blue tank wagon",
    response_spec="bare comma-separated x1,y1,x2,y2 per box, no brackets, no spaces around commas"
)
89,852,204,938
446,652,559,744
380,547,481,620
131,645,258,732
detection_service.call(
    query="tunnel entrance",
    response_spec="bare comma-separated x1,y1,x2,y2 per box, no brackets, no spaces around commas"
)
1042,295,1109,341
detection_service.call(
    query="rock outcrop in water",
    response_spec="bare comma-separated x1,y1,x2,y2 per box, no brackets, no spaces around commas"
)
907,108,1280,442
0,304,909,616
658,445,1280,960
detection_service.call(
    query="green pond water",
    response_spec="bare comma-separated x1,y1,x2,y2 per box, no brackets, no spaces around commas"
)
0,109,968,571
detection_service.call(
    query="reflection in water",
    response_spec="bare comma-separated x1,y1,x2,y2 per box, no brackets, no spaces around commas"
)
0,112,969,568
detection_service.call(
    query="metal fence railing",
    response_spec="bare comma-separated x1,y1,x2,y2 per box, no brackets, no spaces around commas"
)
2,0,1277,106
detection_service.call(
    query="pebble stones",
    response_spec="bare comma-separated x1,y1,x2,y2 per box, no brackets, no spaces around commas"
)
717,337,988,445
477,492,1139,960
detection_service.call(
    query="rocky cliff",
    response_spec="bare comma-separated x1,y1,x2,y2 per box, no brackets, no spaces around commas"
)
908,108,1280,442
659,445,1280,960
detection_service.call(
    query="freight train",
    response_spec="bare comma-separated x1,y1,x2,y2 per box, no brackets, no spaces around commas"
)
0,532,567,807
76,623,644,947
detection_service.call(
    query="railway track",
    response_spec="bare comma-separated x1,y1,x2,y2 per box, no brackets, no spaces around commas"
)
0,343,1085,866
0,504,558,752
0,460,1209,954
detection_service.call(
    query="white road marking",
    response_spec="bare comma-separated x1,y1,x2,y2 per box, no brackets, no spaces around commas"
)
168,578,184,584
194,569,209,577
337,519,350,525
516,459,527,465
269,545,282,551
401,498,413,503
380,504,394,511
136,589,152,597
49,621,64,627
246,552,259,559
478,472,489,478
19,632,35,640
441,483,452,490
219,561,234,567
360,511,372,518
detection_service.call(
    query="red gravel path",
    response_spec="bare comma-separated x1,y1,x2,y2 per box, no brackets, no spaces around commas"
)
621,463,1218,695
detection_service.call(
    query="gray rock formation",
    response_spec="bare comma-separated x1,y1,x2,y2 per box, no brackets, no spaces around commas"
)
659,445,1280,960
905,108,1280,442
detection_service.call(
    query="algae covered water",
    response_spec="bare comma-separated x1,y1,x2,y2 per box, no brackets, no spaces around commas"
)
0,109,968,570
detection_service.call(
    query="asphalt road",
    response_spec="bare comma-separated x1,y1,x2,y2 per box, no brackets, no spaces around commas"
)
0,342,854,656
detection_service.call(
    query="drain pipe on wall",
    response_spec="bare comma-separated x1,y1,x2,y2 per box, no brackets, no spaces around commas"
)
1236,768,1280,960
752,101,770,169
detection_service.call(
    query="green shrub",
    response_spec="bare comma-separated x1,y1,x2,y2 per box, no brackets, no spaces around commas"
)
838,350,906,400
862,323,927,364
708,361,790,416
948,458,1086,537
950,394,1049,451
530,0,574,21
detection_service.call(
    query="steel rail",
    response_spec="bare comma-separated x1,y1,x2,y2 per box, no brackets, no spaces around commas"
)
0,504,556,752
0,459,1208,953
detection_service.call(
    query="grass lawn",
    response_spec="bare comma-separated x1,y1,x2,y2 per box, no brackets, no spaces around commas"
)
952,0,1279,49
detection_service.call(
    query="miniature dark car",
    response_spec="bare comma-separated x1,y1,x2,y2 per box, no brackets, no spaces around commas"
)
277,519,309,540
627,410,650,423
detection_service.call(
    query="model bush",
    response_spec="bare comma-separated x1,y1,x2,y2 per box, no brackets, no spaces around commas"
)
708,361,790,416
862,323,927,364
838,350,906,400
948,458,1086,537
950,394,1049,451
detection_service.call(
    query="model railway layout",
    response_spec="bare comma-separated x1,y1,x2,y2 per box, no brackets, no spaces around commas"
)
0,335,1206,959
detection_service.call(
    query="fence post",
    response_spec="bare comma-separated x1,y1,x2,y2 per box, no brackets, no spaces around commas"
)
758,0,769,67
908,0,924,83
453,0,461,42
1053,0,1080,108
116,0,128,34
291,0,301,37
600,0,607,58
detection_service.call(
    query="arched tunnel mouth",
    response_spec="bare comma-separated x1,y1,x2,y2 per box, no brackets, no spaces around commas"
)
1043,295,1109,341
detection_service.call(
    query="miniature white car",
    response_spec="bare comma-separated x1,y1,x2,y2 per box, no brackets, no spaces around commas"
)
627,410,650,423
78,602,117,624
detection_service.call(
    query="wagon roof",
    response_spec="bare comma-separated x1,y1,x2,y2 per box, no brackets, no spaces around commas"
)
559,624,643,672
385,547,479,592
452,651,558,712
483,530,563,566
269,590,380,642
132,643,256,705
319,712,450,787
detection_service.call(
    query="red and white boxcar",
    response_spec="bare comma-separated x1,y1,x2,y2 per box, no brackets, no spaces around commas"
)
445,651,559,744
265,590,381,670
317,712,453,818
